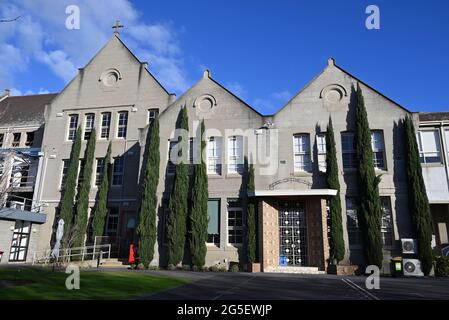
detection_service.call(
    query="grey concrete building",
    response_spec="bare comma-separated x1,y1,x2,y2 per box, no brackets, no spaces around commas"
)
1,33,442,274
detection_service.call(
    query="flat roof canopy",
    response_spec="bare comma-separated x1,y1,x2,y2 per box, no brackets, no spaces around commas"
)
248,189,337,197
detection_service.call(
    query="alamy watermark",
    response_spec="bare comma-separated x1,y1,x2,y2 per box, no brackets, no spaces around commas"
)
365,5,380,30
65,5,80,30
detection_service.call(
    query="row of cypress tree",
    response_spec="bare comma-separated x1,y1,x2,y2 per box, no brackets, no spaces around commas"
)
326,83,433,275
60,127,111,249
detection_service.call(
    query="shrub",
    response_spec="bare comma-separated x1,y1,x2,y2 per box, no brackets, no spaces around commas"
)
182,264,191,271
229,264,239,272
137,263,145,270
434,256,449,277
167,264,176,271
209,265,219,272
148,265,158,270
192,265,200,272
201,266,209,272
219,266,228,272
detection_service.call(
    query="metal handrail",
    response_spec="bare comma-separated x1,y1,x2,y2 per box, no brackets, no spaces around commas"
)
32,244,112,265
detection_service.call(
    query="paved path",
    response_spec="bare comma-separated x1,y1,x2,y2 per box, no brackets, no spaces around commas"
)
131,271,449,300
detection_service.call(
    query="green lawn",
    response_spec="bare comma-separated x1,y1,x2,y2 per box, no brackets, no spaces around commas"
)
0,267,189,300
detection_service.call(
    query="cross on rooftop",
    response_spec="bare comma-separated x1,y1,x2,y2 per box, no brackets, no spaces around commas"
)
112,20,124,34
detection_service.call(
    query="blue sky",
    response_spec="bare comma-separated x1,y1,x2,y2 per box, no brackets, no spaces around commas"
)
1,0,448,114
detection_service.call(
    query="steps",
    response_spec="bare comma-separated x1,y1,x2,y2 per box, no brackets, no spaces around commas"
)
264,266,325,274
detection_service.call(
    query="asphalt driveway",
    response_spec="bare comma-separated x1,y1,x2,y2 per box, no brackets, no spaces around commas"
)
135,270,449,300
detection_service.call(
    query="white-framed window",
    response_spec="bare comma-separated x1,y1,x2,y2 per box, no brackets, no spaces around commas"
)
167,140,176,175
67,114,79,141
148,108,159,124
371,130,386,170
9,221,31,262
207,199,221,245
293,133,311,172
100,112,111,139
228,135,243,174
117,111,128,139
381,197,394,247
60,159,70,188
346,197,361,246
207,136,222,175
417,130,442,164
84,113,95,140
227,198,243,245
317,133,327,172
95,158,105,186
341,132,356,169
112,157,124,186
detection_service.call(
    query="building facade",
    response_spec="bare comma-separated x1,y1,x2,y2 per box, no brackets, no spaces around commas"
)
417,113,449,254
0,34,445,273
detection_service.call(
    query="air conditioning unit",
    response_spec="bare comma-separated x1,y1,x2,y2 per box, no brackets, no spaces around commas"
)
401,238,418,254
402,259,424,277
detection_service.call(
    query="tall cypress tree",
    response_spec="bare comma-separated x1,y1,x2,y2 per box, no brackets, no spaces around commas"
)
189,120,208,268
326,116,345,264
246,163,257,264
92,142,112,241
167,106,189,266
355,83,383,268
73,128,97,248
404,116,433,275
137,116,160,267
60,127,82,247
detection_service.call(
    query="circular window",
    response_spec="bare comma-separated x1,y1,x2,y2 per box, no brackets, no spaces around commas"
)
199,97,213,112
100,69,121,87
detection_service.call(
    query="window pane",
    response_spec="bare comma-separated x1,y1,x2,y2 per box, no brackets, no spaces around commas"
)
207,199,220,244
117,112,128,138
68,115,78,141
293,134,311,172
381,197,393,246
346,197,361,246
101,112,111,139
208,137,222,175
228,136,243,174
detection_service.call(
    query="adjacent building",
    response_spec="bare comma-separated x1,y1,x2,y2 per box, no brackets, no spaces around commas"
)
0,92,55,263
417,112,449,253
0,33,446,273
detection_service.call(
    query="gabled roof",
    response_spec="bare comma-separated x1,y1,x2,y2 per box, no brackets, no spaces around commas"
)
51,34,171,106
0,93,57,127
274,58,412,115
159,70,263,118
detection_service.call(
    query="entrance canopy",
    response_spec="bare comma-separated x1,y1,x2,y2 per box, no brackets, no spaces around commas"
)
248,189,337,197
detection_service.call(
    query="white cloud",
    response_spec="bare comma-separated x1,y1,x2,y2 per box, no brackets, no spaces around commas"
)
10,87,50,96
0,0,190,94
36,50,77,83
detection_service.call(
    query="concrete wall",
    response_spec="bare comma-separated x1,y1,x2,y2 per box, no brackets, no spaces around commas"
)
36,35,170,253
